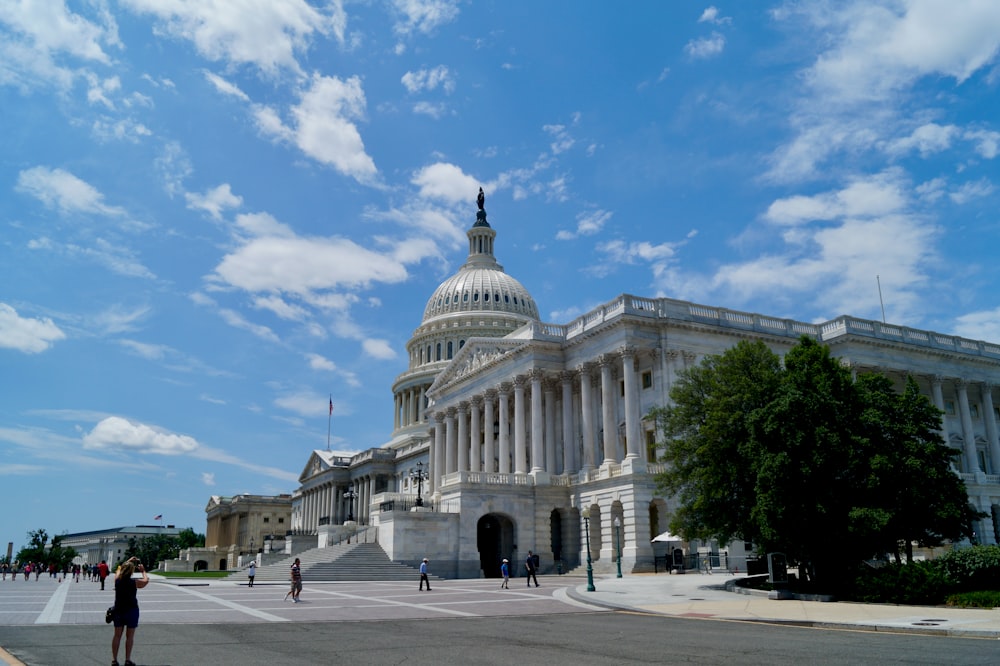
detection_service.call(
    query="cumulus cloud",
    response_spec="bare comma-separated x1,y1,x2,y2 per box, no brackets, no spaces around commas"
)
254,73,377,183
955,307,1000,342
121,0,346,75
83,416,199,455
886,122,958,157
685,32,725,59
412,162,481,204
185,183,243,219
390,0,460,36
362,338,396,360
698,7,732,25
0,304,66,353
556,209,612,240
401,65,454,93
16,166,127,217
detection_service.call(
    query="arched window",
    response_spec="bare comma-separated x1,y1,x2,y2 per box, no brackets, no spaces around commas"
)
436,343,441,361
447,341,453,359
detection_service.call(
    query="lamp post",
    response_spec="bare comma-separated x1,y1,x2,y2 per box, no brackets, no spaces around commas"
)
614,517,622,578
343,488,356,522
411,461,427,507
582,506,596,592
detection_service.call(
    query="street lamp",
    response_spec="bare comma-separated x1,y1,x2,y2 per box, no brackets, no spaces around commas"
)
582,506,596,592
614,517,622,578
343,488,356,522
411,461,428,507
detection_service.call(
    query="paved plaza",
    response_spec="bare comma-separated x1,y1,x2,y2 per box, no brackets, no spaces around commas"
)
3,572,1000,665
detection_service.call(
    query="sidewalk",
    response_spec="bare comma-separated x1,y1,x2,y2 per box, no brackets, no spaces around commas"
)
564,571,1000,638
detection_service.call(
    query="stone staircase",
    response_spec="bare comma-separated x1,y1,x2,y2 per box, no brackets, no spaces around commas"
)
231,542,440,582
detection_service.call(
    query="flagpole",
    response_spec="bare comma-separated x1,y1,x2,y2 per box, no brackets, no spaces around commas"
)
327,396,332,451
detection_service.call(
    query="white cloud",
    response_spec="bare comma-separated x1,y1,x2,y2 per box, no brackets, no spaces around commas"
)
121,0,346,75
83,416,199,455
886,122,958,157
118,339,171,361
965,128,1000,158
16,166,127,217
401,65,455,93
306,353,336,371
0,303,66,353
698,7,732,25
685,32,725,59
201,472,216,486
255,295,309,321
955,307,1000,342
185,183,243,219
949,178,994,204
764,170,908,225
543,124,575,155
412,101,448,118
255,73,377,184
390,0,460,36
218,308,280,343
203,70,249,101
556,209,612,240
412,162,481,204
362,338,396,360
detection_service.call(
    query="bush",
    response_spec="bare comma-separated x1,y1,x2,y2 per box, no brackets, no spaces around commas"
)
936,545,1000,593
946,590,1000,609
847,561,951,605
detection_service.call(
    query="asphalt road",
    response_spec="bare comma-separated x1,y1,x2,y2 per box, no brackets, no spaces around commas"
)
2,612,998,666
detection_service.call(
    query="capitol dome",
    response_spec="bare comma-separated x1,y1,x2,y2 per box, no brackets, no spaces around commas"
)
390,191,539,436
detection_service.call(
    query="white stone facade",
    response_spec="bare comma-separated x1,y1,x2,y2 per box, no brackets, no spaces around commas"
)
290,203,1000,578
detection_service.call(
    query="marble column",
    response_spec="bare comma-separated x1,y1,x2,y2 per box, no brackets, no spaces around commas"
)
514,376,527,473
599,355,617,465
956,381,981,473
470,396,482,472
561,371,576,474
930,375,947,439
530,370,545,473
498,384,511,474
483,390,496,473
445,407,457,475
432,415,444,496
620,346,641,460
579,364,596,472
981,383,1000,475
457,402,469,473
544,378,557,473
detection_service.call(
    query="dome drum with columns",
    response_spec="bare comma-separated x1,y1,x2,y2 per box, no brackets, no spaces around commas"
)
282,190,1000,579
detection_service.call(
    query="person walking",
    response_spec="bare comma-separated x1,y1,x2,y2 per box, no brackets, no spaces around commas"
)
419,558,431,591
525,551,539,587
247,561,256,588
285,558,302,602
98,560,110,591
111,557,149,666
500,559,509,589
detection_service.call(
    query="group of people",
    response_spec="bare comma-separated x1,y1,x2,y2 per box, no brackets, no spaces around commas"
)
500,551,541,589
1,560,111,587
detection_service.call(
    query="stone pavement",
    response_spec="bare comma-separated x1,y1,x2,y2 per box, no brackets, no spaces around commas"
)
565,571,1000,638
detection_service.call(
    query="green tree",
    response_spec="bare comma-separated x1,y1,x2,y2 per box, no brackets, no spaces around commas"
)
177,528,205,549
653,335,980,591
46,535,77,572
650,339,782,546
15,528,49,565
854,374,979,563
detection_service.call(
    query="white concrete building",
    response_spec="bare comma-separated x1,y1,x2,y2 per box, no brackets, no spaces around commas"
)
291,198,1000,578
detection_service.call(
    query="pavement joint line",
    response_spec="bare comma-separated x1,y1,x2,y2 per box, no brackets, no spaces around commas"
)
169,582,289,622
33,579,70,624
305,586,478,617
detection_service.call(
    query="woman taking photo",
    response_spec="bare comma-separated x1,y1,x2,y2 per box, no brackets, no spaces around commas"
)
111,557,149,666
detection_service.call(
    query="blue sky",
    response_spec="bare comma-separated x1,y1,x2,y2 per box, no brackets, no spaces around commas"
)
2,1,1000,551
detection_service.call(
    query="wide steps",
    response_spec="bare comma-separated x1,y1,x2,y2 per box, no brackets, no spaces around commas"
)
231,542,440,582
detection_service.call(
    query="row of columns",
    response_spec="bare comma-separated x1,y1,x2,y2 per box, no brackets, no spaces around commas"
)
426,347,647,495
394,384,428,430
300,474,381,530
930,378,1000,475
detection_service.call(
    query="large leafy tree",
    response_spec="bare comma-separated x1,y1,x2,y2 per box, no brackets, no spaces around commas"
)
854,374,979,563
653,336,980,590
15,529,76,569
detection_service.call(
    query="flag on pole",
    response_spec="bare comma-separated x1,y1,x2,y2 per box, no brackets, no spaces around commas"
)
153,514,162,521
329,398,333,416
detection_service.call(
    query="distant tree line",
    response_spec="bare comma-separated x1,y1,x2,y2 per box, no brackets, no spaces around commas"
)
6,527,205,571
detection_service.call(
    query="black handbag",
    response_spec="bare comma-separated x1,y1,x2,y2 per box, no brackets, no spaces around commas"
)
105,606,115,624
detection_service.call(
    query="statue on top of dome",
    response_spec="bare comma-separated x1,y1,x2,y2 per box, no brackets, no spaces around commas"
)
477,187,485,211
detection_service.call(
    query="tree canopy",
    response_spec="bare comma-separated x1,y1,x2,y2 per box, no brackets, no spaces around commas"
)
651,336,981,590
14,529,77,570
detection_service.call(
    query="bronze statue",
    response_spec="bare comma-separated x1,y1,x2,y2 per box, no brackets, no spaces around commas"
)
477,187,485,211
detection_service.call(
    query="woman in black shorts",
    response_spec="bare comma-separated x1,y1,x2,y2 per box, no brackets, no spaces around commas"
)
112,557,149,666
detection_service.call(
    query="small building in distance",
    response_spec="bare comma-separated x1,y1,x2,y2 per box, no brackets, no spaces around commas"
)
59,525,182,567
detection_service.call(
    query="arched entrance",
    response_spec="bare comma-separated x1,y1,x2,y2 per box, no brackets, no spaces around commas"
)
477,513,515,577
